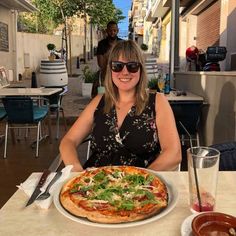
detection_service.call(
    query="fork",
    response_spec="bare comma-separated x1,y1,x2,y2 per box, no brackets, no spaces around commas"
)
36,171,62,200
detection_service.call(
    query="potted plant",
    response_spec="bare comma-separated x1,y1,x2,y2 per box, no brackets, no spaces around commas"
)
140,43,148,61
140,43,148,51
81,66,97,97
148,78,158,91
47,43,56,61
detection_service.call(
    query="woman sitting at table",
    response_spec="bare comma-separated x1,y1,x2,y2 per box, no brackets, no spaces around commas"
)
59,40,181,172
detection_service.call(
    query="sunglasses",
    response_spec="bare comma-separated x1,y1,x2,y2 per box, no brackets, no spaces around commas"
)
111,61,141,73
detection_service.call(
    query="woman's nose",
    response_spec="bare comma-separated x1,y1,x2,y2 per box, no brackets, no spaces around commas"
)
121,65,129,74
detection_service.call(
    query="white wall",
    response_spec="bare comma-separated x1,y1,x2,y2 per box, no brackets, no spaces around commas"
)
0,7,15,78
223,0,236,70
174,71,236,145
15,31,98,79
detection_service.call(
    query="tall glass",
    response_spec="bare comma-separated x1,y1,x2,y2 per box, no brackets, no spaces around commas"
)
158,76,165,93
187,147,220,213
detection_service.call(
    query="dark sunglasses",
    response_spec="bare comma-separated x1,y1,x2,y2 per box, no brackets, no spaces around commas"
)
111,61,141,73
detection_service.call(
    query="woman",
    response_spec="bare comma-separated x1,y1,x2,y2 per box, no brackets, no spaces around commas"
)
60,40,181,172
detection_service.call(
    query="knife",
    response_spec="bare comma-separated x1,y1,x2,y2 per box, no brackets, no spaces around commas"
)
25,169,51,207
25,154,62,207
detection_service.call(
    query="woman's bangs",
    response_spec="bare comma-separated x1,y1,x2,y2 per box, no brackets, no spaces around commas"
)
122,48,139,62
111,47,139,62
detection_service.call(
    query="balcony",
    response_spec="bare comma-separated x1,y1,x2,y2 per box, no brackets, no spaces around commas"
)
152,0,169,18
0,0,37,12
145,7,155,21
163,0,194,7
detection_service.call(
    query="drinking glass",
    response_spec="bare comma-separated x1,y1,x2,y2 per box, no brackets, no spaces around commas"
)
187,146,220,213
158,76,165,93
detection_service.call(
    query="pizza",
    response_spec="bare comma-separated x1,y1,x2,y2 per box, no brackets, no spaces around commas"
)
60,166,168,223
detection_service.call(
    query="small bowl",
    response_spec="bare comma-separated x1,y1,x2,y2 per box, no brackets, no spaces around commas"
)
192,212,236,236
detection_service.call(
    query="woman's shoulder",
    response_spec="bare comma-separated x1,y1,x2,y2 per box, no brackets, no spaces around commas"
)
155,92,172,113
147,92,166,105
148,92,169,111
84,94,103,111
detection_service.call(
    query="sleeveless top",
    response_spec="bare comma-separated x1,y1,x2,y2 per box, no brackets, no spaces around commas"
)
83,93,161,168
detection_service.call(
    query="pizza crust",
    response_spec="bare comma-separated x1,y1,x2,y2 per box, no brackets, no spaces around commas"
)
60,166,168,224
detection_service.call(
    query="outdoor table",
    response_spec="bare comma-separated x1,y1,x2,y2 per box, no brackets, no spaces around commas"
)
148,90,204,102
165,91,204,102
0,171,235,236
0,87,62,142
0,87,62,96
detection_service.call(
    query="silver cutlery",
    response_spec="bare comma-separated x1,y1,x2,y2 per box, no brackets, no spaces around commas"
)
25,169,51,206
36,171,62,200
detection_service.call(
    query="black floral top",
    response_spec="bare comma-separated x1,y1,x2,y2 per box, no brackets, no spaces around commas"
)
83,93,161,168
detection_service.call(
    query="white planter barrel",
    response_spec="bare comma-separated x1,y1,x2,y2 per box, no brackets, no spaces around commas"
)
39,59,68,87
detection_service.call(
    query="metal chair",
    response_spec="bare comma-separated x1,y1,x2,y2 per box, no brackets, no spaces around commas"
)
2,96,50,158
210,142,236,171
170,101,203,146
45,86,67,139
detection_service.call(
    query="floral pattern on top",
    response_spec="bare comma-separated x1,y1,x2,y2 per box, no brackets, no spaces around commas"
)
83,93,161,169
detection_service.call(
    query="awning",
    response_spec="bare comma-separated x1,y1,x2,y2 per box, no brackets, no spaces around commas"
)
0,0,37,12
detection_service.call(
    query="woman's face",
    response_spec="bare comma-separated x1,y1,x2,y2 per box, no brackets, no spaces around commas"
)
111,55,141,92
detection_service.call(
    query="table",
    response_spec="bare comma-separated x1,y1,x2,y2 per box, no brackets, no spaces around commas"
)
0,172,235,236
0,87,62,96
165,91,204,102
0,87,62,142
149,90,204,102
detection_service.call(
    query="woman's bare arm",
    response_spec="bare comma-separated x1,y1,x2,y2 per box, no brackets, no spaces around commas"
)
148,93,182,171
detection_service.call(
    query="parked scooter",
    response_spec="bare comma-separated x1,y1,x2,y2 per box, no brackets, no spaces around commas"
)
199,46,227,71
186,46,227,71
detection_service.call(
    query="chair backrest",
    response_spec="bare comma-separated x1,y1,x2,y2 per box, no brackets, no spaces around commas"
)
210,142,236,171
2,97,34,123
44,86,67,107
0,107,6,120
170,101,202,135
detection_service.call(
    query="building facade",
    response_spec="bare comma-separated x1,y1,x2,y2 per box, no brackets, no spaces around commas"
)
0,0,36,81
130,0,236,71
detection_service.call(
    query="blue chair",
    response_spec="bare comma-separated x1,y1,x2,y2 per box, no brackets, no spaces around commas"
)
0,104,7,140
0,106,6,120
45,86,67,139
210,142,236,171
2,96,50,158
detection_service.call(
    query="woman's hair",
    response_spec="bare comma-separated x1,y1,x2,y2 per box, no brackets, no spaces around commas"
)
104,40,149,115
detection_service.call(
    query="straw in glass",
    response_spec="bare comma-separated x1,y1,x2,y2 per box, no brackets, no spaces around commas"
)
179,121,202,212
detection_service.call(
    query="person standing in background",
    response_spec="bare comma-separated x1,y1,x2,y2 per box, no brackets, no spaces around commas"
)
92,21,122,97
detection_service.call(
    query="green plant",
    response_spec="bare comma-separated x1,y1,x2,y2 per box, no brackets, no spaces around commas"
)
148,78,158,90
82,66,97,83
140,43,148,51
47,43,56,51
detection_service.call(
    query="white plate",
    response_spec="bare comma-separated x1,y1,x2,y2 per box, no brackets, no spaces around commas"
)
181,213,201,236
53,171,178,228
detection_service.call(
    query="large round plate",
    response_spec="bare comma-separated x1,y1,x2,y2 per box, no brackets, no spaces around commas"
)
53,170,178,228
